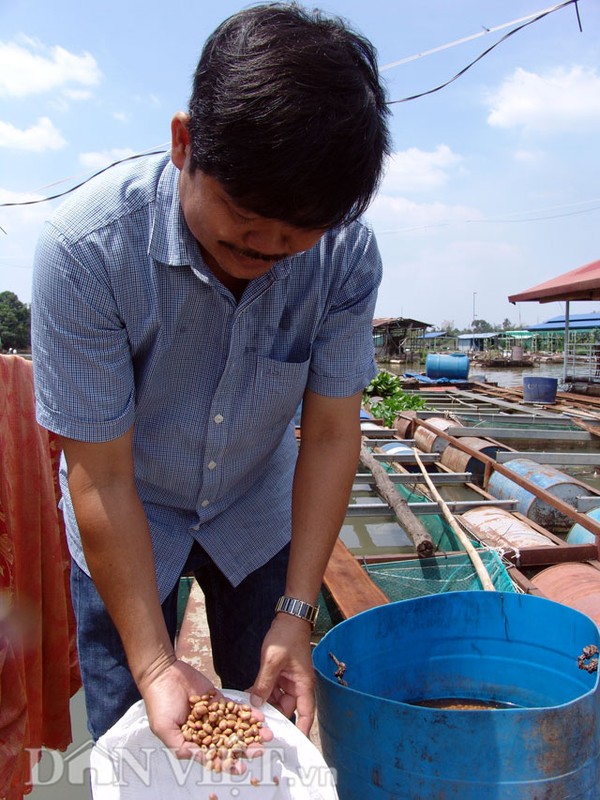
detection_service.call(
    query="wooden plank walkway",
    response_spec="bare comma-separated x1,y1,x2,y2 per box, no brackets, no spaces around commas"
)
323,538,389,618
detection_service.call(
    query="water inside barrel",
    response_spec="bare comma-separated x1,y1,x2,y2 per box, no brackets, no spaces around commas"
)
410,697,521,710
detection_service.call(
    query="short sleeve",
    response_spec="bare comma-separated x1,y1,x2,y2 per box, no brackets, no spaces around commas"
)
307,224,382,397
32,221,135,442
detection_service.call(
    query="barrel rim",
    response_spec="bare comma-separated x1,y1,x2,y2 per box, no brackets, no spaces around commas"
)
313,591,600,710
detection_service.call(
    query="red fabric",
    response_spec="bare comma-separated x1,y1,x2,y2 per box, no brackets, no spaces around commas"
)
0,355,81,799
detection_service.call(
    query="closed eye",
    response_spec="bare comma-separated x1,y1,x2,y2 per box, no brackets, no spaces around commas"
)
232,208,255,223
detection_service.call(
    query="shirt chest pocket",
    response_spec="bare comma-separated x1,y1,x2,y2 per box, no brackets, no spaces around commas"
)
251,354,311,422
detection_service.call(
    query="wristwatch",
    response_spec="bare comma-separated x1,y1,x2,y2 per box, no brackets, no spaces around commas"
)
275,595,319,629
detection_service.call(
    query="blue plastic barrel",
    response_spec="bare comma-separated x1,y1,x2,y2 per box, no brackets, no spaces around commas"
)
568,506,600,545
379,441,420,473
487,457,582,531
379,442,413,456
523,375,558,403
313,592,600,799
425,352,469,380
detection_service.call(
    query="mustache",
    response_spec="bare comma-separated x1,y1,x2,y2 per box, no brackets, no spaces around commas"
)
220,241,287,263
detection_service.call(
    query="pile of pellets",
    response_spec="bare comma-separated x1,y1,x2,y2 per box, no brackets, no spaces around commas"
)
181,692,269,774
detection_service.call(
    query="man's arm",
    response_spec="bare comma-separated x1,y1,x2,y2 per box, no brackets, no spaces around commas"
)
250,387,363,733
60,429,216,754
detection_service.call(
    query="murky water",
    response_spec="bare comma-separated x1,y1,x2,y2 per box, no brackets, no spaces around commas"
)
388,361,566,388
469,362,566,389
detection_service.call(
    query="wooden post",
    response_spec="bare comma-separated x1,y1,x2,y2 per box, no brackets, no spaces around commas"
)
359,442,435,558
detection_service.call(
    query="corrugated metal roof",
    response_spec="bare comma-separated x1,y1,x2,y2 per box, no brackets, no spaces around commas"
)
509,258,600,304
457,332,499,340
372,317,430,329
534,313,600,324
527,320,600,331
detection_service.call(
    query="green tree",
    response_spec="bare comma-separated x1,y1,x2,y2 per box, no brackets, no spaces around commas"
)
471,318,493,333
501,318,513,330
0,291,31,351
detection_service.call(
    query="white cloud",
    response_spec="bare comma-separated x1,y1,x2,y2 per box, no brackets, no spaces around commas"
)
133,93,161,108
367,193,481,233
0,116,66,151
63,88,93,101
78,148,136,171
486,66,600,133
381,145,463,194
113,111,130,123
513,149,544,164
0,187,49,232
0,38,101,97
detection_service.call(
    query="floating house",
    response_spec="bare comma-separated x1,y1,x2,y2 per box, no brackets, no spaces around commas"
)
373,317,430,361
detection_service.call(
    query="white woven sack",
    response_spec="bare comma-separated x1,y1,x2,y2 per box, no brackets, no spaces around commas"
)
90,690,338,800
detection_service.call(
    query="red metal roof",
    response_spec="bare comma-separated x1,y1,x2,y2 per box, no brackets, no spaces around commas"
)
508,258,600,304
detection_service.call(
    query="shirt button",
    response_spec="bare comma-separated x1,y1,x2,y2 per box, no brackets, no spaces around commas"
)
214,413,224,424
201,499,210,508
207,461,217,470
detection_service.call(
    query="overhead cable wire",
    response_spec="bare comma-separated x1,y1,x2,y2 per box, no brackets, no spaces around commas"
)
375,200,600,235
0,149,167,209
0,0,583,209
20,141,171,195
381,0,579,71
387,0,580,104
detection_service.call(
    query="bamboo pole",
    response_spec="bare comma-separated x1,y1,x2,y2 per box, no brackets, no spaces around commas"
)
412,448,496,591
359,442,435,558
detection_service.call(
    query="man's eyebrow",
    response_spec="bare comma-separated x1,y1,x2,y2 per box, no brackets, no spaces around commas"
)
222,192,259,219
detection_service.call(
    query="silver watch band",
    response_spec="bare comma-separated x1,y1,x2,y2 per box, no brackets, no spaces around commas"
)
275,595,319,629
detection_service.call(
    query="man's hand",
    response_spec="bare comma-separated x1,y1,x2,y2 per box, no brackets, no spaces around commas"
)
139,658,274,771
250,613,315,736
139,657,221,759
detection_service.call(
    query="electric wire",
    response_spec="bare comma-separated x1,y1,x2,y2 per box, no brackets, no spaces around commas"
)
0,150,167,208
380,0,578,71
374,200,600,235
387,0,580,103
0,0,585,210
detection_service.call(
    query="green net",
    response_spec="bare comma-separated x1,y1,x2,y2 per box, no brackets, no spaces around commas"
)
315,453,516,638
363,550,516,601
315,551,515,638
376,461,467,552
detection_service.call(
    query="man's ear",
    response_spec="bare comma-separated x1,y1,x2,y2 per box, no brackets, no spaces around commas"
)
171,112,191,169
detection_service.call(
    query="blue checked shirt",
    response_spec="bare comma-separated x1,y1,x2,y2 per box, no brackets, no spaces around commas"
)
32,153,381,598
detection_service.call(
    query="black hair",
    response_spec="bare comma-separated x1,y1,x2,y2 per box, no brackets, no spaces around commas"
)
187,2,391,229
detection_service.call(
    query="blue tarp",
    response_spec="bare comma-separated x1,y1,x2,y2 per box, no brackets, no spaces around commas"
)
403,372,468,384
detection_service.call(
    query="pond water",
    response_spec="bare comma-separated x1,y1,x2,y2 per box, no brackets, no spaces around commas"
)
469,361,566,388
387,361,566,389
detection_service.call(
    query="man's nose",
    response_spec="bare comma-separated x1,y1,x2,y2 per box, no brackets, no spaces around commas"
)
243,225,290,258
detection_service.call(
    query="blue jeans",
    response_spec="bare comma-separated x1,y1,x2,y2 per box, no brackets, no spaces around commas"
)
70,540,290,740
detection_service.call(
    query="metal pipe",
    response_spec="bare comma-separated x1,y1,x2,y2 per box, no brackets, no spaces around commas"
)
414,416,600,559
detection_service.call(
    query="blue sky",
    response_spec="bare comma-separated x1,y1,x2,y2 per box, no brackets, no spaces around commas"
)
1,0,599,329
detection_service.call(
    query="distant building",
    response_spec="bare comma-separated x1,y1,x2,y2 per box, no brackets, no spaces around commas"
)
417,331,458,352
456,332,501,352
373,317,430,360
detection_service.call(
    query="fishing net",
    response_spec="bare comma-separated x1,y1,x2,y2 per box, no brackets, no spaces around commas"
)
315,551,515,638
314,450,516,637
363,550,516,601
